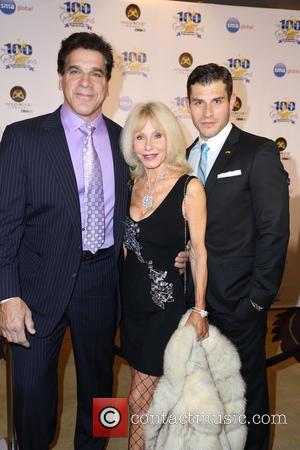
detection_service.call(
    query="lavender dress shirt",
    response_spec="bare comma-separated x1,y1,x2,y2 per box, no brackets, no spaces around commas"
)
60,105,115,249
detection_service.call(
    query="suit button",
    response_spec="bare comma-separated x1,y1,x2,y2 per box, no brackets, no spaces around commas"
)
72,273,77,278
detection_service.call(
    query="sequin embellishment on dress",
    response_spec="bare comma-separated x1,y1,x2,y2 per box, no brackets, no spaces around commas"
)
124,217,174,309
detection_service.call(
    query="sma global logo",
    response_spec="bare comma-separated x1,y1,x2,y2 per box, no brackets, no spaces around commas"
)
226,17,240,33
0,1,16,14
273,63,286,77
119,96,133,111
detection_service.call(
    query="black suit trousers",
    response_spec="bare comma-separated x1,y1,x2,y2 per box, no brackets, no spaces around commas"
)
12,247,118,450
210,311,269,450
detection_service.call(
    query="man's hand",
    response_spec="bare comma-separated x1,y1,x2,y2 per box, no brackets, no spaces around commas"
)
0,297,36,348
174,240,191,274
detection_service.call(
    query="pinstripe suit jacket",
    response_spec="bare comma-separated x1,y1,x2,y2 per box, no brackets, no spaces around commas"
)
0,107,129,336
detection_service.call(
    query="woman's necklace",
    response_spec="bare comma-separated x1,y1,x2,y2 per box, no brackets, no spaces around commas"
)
142,172,168,209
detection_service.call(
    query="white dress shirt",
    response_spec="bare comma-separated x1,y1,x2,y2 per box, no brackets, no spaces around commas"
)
188,122,233,177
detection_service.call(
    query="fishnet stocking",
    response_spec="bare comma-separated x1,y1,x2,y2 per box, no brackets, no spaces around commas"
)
128,368,160,450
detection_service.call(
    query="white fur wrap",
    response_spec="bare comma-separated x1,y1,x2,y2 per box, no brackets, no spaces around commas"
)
144,310,247,450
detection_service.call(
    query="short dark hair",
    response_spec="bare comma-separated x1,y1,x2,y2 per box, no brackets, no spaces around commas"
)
187,63,233,100
57,32,114,80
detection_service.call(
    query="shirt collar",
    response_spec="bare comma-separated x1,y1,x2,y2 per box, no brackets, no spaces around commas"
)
199,121,232,150
60,104,104,133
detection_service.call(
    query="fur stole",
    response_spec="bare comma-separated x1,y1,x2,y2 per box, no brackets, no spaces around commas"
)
144,310,247,450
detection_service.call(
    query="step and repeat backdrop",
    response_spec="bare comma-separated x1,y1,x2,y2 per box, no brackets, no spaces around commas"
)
0,0,299,306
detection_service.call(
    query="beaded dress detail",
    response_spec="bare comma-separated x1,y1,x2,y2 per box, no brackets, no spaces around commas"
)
120,175,193,377
124,216,174,309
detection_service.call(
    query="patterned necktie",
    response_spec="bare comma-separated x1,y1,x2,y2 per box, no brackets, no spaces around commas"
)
197,142,209,184
81,123,105,253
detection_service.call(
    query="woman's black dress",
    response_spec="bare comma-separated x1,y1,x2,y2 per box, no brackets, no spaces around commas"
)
120,175,192,376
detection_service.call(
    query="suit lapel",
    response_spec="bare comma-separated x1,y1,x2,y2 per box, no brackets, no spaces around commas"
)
104,115,128,254
41,107,82,235
104,116,122,215
205,125,240,197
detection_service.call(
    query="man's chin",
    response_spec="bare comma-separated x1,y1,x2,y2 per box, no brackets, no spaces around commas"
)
200,131,216,140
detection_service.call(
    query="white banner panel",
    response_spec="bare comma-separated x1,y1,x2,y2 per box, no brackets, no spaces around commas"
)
0,0,298,306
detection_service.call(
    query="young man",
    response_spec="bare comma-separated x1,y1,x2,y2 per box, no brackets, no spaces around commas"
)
0,32,128,449
186,63,289,450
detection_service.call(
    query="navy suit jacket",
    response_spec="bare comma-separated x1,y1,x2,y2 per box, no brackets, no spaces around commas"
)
187,124,289,321
0,107,129,336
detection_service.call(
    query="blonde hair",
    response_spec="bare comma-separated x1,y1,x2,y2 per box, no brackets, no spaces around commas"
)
121,102,191,179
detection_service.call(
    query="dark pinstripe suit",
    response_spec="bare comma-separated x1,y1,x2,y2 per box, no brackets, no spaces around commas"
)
0,107,129,449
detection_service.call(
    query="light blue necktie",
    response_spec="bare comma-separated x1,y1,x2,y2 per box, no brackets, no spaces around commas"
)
81,123,105,253
197,142,209,184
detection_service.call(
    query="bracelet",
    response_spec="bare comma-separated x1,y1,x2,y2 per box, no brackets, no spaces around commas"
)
0,298,14,304
192,307,208,318
250,299,263,312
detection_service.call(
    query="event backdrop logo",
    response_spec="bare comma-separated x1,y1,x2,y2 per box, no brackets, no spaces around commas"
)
0,0,16,14
275,137,287,151
270,99,297,124
119,96,133,111
10,85,26,102
172,96,190,118
226,17,254,32
121,3,145,32
233,97,242,111
59,1,94,29
179,52,193,68
0,1,33,14
6,85,32,113
175,52,194,75
273,63,286,77
16,2,33,12
275,137,290,160
226,17,240,33
226,56,252,82
173,10,203,38
0,41,36,70
273,62,300,77
232,96,247,121
275,18,300,44
126,4,140,21
118,50,149,77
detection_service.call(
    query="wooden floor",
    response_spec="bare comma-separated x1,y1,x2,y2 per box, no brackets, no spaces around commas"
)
0,310,299,450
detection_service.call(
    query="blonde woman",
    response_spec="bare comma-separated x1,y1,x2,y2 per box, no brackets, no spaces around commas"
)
120,102,208,449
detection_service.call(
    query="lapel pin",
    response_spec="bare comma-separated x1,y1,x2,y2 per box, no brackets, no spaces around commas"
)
225,150,231,155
